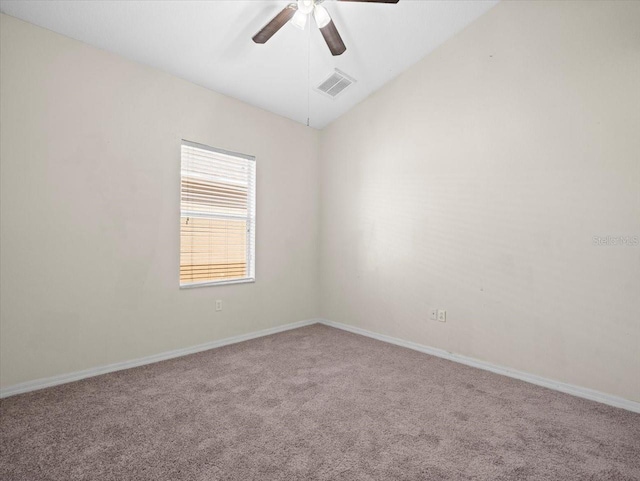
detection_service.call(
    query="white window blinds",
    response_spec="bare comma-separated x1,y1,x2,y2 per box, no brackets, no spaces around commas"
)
180,141,256,287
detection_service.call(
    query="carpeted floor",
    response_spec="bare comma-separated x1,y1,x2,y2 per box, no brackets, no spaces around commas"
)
1,324,639,480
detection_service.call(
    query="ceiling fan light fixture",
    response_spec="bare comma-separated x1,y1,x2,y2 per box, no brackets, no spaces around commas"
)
253,0,399,55
290,10,308,30
298,0,315,15
313,5,331,28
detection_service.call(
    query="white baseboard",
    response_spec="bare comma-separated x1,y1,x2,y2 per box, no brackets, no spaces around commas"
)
318,319,640,414
0,318,319,399
3,317,638,414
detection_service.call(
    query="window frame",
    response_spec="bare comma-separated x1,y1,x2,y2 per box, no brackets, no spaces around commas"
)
179,140,256,289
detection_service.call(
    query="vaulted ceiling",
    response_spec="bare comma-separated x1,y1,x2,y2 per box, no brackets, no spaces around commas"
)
0,0,498,128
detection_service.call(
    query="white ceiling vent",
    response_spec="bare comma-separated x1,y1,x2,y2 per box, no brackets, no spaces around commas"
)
316,69,356,99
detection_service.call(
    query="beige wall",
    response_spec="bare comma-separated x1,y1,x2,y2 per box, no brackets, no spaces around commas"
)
319,1,640,402
0,14,320,388
2,1,639,404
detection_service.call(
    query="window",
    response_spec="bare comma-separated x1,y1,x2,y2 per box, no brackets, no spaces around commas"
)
180,140,255,287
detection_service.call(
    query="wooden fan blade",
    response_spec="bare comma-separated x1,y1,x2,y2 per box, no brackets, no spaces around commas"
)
252,4,297,44
338,0,399,3
320,20,347,56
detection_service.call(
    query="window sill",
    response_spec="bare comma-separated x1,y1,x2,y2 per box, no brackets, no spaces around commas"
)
180,278,255,289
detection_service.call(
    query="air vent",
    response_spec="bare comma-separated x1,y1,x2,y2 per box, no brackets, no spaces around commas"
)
316,69,356,98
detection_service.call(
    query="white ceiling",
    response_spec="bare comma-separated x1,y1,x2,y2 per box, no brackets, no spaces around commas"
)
0,0,498,129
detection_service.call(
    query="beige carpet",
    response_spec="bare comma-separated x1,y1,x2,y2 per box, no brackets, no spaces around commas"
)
1,324,639,480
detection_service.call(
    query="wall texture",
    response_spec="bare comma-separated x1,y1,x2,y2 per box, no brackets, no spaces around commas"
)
0,14,320,388
2,1,639,404
319,1,640,402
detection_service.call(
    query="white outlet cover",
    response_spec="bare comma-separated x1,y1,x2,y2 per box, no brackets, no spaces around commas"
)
215,300,223,312
438,310,446,322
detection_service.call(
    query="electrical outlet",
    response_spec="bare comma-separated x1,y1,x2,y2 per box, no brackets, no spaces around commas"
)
429,309,438,321
215,300,223,312
438,309,446,322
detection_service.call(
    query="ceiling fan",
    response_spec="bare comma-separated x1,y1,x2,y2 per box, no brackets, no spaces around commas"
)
252,0,399,56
